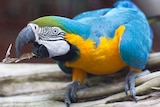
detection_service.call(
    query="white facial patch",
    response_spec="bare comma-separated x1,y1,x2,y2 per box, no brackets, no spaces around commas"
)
38,40,70,57
28,23,69,57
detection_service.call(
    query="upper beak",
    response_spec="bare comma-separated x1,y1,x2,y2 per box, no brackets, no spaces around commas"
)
15,25,36,57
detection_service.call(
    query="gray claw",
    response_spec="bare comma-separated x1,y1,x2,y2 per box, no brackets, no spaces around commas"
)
125,71,137,101
66,103,70,107
124,70,150,102
65,81,80,107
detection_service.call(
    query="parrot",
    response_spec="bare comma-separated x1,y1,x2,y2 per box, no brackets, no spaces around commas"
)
15,0,152,107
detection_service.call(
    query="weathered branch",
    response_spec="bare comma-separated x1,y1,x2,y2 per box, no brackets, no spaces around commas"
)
0,81,68,96
0,62,160,98
146,52,160,69
90,92,160,107
0,73,159,107
1,67,160,100
76,71,160,101
0,63,71,82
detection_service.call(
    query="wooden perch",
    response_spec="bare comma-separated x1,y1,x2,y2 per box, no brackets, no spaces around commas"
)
0,63,159,96
0,71,159,107
0,63,71,83
0,63,160,99
146,52,160,69
0,81,68,96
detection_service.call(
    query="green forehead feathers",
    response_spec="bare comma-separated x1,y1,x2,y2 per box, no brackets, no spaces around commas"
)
31,16,62,28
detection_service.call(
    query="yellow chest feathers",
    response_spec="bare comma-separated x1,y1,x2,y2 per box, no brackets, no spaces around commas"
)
64,25,127,75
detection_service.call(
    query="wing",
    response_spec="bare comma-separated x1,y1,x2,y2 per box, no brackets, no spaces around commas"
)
73,0,152,69
119,11,152,69
114,0,152,69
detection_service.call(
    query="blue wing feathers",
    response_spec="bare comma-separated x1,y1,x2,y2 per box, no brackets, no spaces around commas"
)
119,17,152,69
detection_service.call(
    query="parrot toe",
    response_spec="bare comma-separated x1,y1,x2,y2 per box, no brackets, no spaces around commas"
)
65,81,80,107
125,71,137,102
65,81,88,107
125,70,150,102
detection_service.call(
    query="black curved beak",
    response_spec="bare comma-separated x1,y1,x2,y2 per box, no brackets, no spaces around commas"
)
15,25,36,57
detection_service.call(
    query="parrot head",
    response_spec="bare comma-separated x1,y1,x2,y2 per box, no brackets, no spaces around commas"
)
15,16,84,61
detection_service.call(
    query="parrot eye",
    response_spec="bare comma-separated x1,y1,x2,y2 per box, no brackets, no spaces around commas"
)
52,28,59,35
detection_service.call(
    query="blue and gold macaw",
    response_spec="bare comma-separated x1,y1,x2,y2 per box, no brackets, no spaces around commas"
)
15,0,152,106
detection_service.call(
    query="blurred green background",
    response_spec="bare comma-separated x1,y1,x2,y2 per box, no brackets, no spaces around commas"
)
0,0,160,63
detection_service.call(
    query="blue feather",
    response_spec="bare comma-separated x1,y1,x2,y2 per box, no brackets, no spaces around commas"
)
72,0,152,69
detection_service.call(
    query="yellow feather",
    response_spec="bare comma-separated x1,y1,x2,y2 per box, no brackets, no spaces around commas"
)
65,25,127,75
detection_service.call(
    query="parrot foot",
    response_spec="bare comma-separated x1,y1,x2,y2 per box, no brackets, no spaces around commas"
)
65,81,87,107
125,70,150,102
